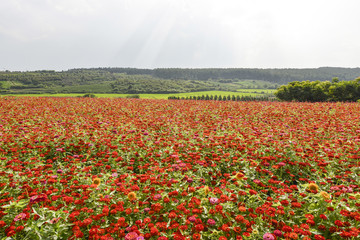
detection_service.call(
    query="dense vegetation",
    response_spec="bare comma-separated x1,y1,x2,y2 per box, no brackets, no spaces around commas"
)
1,67,360,94
274,78,360,102
151,67,360,83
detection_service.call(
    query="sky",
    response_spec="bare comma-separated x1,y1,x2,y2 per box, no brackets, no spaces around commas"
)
0,0,359,71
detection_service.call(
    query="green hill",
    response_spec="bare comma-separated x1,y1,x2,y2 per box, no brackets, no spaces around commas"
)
1,67,359,94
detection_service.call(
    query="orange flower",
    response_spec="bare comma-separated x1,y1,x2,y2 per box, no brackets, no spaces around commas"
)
92,177,101,186
238,206,246,212
235,172,244,180
307,183,319,192
203,186,210,195
289,232,298,239
127,191,137,201
320,191,331,200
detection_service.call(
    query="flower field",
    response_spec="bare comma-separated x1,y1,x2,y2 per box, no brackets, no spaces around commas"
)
0,97,359,240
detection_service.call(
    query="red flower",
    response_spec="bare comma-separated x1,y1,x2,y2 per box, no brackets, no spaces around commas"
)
150,227,159,236
15,226,24,232
0,221,6,228
282,225,292,233
195,224,204,232
215,205,223,212
249,190,257,195
334,220,344,227
314,235,325,240
192,233,201,240
291,202,302,208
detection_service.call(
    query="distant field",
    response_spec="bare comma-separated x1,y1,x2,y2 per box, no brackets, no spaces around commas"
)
8,89,274,99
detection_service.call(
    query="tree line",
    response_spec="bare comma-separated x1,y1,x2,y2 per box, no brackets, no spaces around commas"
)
81,67,360,84
168,94,275,102
274,78,360,102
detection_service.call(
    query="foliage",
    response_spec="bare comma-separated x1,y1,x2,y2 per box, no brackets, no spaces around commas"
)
1,67,360,94
275,78,360,102
152,67,360,84
83,93,96,98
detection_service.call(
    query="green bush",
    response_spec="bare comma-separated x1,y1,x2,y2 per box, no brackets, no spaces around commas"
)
275,78,360,102
83,93,96,98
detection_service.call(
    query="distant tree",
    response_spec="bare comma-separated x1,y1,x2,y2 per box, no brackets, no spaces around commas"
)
83,93,96,98
275,78,360,102
328,80,359,102
331,77,339,83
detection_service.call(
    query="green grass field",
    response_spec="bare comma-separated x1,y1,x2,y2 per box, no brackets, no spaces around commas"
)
8,90,274,99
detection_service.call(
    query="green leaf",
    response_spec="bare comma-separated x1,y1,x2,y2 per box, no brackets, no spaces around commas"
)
310,229,323,235
37,221,46,227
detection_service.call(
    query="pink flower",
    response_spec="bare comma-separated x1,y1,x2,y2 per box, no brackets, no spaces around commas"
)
49,217,61,224
263,233,275,240
209,197,219,205
14,213,26,222
30,194,47,204
188,216,196,222
207,219,216,226
125,232,139,240
154,194,162,200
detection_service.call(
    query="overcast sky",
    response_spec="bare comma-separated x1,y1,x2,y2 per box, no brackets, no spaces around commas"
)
0,0,359,71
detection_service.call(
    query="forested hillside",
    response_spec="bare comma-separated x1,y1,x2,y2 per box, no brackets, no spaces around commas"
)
1,67,360,94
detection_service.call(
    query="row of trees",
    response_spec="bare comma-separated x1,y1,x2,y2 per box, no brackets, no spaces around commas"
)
274,78,360,102
78,67,360,84
168,94,275,101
